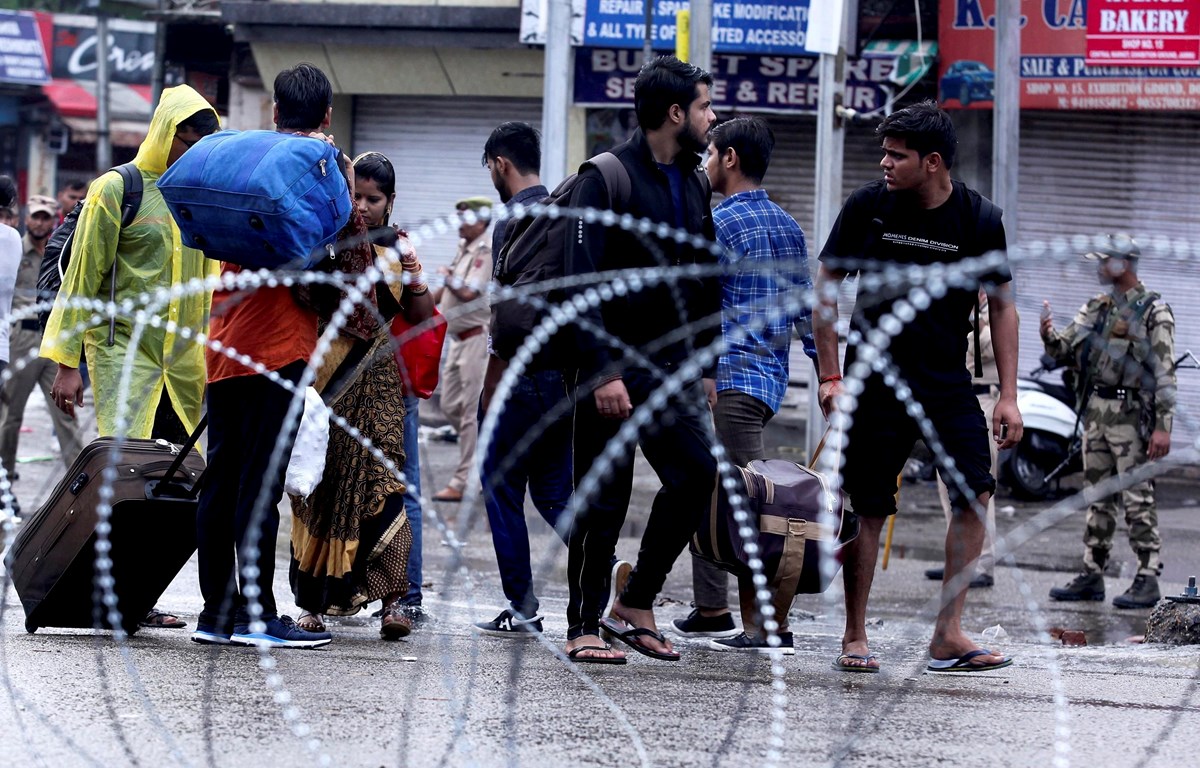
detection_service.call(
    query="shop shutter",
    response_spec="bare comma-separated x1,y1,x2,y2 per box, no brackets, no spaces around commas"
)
762,116,881,387
1015,111,1200,447
759,116,881,248
352,97,543,268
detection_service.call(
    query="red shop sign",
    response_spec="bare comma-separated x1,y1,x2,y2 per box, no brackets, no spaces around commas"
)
939,0,1200,110
1086,0,1200,67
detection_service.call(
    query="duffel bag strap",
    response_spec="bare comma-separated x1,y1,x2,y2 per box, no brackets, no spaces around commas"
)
759,516,836,633
694,465,758,562
808,426,831,470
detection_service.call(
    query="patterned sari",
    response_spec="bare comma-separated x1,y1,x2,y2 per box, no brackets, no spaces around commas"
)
288,215,411,615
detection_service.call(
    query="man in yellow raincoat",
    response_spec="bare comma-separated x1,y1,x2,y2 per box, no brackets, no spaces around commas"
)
42,85,220,444
40,85,220,631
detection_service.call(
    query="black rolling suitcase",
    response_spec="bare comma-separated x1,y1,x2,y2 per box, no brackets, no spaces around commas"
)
9,420,206,635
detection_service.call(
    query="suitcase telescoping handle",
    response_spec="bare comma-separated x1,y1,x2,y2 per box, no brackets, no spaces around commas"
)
151,414,208,499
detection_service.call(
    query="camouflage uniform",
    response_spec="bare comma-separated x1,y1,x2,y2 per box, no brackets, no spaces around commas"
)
1042,282,1176,577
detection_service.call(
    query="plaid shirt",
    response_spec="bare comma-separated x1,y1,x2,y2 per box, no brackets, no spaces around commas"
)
713,189,816,413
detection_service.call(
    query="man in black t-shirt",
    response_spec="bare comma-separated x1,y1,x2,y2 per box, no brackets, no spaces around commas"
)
814,101,1023,674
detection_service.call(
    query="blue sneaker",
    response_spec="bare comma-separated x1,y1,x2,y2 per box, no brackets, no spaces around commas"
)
232,615,332,649
191,626,233,646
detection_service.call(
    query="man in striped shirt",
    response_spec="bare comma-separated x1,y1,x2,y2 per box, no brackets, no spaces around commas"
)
673,116,818,653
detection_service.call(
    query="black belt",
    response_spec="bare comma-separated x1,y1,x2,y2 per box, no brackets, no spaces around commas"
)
18,319,39,331
971,383,995,395
1094,386,1139,399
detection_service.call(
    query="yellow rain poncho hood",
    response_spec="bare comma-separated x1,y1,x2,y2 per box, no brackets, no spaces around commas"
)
41,85,221,439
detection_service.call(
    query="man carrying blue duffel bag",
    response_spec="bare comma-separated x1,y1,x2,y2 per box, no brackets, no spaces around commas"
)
186,63,348,649
158,71,352,270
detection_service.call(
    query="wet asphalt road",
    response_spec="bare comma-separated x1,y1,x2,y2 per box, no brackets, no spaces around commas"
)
0,393,1197,767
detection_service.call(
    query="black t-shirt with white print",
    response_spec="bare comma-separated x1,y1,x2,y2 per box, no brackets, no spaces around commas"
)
819,179,1010,393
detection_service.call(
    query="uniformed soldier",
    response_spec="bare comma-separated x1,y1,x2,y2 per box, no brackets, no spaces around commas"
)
1041,234,1176,609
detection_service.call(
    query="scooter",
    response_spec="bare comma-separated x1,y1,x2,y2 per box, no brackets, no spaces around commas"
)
1001,356,1081,500
1001,350,1200,499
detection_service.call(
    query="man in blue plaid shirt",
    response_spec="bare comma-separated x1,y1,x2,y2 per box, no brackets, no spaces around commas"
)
672,116,818,653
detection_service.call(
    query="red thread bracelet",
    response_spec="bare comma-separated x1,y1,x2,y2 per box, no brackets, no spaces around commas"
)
819,374,843,384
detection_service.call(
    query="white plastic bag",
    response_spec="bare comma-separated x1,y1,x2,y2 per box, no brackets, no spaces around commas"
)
284,387,329,498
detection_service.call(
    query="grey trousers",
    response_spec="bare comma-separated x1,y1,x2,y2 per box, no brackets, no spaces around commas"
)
691,390,773,611
0,326,84,478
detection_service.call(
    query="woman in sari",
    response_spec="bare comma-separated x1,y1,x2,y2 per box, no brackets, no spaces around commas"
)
289,151,435,639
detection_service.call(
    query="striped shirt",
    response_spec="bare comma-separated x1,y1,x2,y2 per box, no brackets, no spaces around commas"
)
713,189,816,413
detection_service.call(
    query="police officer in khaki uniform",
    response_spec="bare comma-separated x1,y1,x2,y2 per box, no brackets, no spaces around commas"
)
431,196,493,503
1041,234,1175,609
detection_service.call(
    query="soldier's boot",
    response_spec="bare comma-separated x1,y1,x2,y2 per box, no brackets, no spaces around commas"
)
1112,575,1161,609
1049,572,1106,601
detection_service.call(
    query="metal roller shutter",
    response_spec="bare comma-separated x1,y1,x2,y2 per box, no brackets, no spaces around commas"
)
1014,111,1200,447
761,117,883,386
352,97,543,268
752,115,882,246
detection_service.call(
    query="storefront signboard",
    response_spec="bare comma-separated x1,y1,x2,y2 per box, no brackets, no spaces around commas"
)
940,0,1200,109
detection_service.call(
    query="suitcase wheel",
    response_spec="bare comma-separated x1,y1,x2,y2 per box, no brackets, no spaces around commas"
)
24,620,36,634
122,621,141,637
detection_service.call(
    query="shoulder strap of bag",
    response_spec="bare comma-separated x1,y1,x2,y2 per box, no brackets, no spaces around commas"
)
970,191,1002,378
103,163,144,347
585,151,632,210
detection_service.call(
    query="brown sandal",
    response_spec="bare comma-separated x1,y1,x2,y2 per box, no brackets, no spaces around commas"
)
296,611,326,633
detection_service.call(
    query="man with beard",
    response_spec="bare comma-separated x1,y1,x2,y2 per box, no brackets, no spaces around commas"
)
560,55,719,664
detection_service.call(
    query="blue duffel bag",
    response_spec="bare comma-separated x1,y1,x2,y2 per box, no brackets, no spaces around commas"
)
158,130,352,269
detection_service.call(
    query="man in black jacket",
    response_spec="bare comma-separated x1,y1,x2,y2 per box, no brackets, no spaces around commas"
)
561,56,719,664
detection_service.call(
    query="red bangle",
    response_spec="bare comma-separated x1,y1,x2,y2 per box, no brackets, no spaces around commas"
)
819,374,843,384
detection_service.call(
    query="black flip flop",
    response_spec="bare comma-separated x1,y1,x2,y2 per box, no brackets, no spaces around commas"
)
568,644,627,665
600,616,680,661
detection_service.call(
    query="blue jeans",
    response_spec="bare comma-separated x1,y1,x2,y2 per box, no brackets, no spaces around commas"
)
399,393,424,606
480,369,574,618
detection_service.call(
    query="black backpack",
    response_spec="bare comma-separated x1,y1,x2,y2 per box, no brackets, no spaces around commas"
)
489,152,631,362
37,163,143,343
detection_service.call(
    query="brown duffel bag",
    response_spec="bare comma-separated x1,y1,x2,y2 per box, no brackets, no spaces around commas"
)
690,435,858,622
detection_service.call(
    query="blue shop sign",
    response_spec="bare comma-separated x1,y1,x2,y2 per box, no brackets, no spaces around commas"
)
0,11,51,86
584,0,812,55
575,48,892,114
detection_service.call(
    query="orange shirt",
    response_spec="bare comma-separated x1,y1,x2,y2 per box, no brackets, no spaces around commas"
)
207,263,318,383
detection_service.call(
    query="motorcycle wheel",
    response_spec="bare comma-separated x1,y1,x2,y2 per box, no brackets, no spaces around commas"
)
1003,437,1053,500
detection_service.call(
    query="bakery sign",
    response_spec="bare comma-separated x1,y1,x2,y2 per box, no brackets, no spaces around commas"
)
1086,0,1200,66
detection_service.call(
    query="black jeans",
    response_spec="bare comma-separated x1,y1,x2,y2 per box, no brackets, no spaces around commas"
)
195,360,305,629
566,367,716,640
